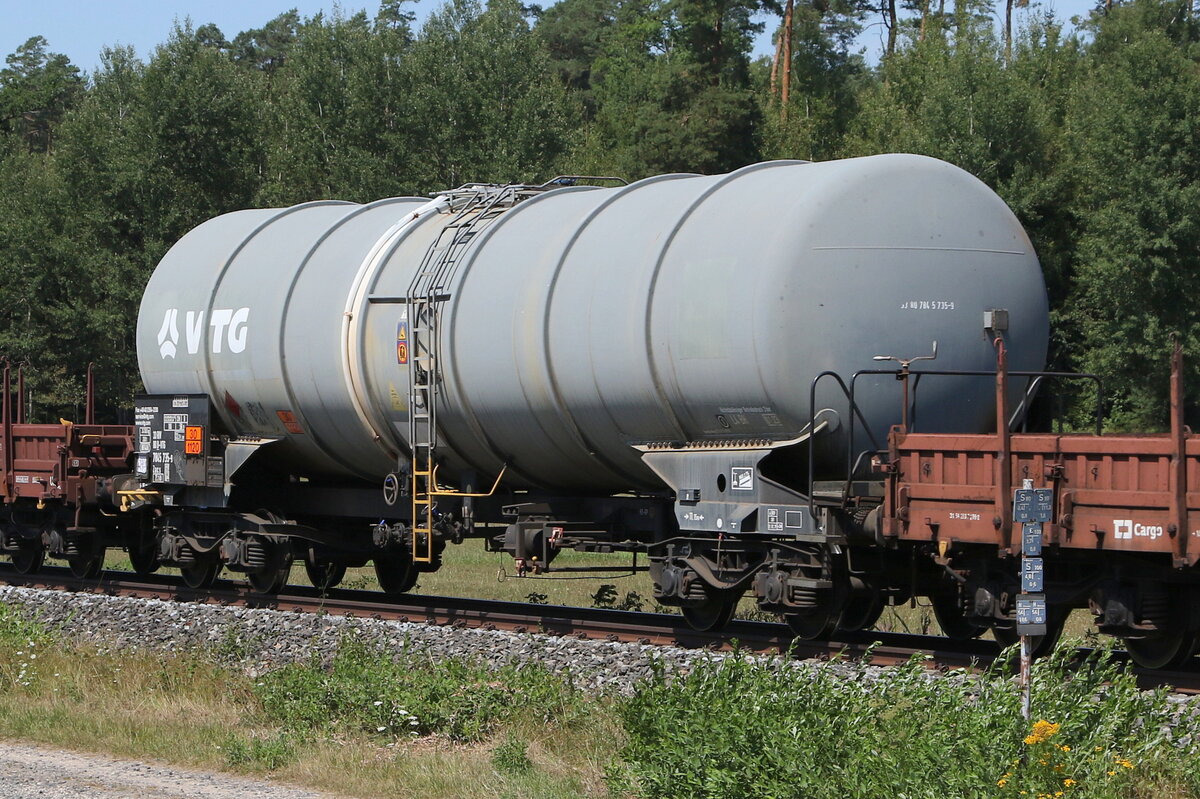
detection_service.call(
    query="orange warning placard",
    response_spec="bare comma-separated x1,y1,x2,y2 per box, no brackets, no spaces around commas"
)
184,425,204,454
276,410,305,434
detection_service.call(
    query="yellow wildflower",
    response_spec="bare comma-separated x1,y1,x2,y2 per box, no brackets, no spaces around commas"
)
1063,779,1076,787
1058,745,1071,752
998,779,1008,787
1107,771,1117,777
1025,720,1061,745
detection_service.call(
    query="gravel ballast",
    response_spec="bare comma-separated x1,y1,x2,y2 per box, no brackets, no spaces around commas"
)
4,583,1199,707
0,584,793,692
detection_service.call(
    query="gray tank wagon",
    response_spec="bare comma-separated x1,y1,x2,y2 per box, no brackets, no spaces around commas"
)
127,154,1050,632
138,154,1046,488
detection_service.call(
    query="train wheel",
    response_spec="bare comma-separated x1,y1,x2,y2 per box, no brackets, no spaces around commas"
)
375,552,417,594
68,551,105,579
246,536,293,595
127,537,160,576
304,552,346,590
180,561,222,590
1123,633,1197,670
680,589,739,632
248,565,291,594
248,560,292,594
10,545,44,574
784,606,840,640
837,593,884,633
931,593,986,640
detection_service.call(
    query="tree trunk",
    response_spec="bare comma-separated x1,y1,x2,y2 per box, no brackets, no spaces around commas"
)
712,14,723,86
780,0,794,117
770,28,783,99
1005,0,1013,61
886,0,898,55
919,0,930,42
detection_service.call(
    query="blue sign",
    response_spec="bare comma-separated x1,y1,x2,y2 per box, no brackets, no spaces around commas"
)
1022,558,1044,593
1016,595,1048,636
1013,488,1053,523
1022,522,1043,556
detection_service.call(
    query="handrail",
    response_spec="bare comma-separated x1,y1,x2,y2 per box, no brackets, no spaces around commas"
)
1009,375,1044,432
807,371,886,524
805,365,1106,530
859,368,1105,437
429,463,508,498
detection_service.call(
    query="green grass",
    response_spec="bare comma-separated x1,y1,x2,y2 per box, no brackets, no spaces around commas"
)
105,544,654,608
0,603,616,799
1,604,1197,799
614,645,1200,799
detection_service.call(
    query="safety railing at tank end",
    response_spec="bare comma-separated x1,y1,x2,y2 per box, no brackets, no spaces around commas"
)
806,363,1105,526
436,175,628,207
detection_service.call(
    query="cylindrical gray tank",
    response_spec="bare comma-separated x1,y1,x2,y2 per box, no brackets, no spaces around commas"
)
137,154,1049,492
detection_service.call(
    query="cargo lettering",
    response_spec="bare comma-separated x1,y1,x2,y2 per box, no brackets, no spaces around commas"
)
157,307,249,358
1113,519,1164,540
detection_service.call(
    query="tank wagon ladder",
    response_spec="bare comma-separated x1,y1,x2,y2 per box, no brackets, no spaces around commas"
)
404,186,524,563
403,177,626,563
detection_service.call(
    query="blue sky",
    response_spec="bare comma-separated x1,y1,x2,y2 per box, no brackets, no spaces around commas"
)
2,0,1098,74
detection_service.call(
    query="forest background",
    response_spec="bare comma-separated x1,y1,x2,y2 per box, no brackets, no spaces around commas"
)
0,0,1196,430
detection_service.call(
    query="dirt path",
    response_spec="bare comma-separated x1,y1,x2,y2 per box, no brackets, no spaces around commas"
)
0,740,344,799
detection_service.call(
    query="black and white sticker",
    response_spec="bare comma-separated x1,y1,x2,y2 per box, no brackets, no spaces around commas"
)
731,467,754,491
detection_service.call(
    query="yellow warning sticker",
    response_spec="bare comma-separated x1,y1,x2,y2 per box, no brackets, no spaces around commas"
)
397,321,409,364
388,382,406,412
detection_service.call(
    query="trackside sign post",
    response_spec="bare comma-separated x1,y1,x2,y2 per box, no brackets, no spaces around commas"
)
1013,481,1052,720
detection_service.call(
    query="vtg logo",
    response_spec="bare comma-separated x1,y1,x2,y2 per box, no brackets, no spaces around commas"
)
157,307,250,359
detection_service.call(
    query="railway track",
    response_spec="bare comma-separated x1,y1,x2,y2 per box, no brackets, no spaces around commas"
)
2,564,1197,694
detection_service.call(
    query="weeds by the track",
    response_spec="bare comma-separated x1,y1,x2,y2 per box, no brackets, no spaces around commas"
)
254,636,593,742
2,602,1199,798
0,604,614,798
613,644,1200,799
